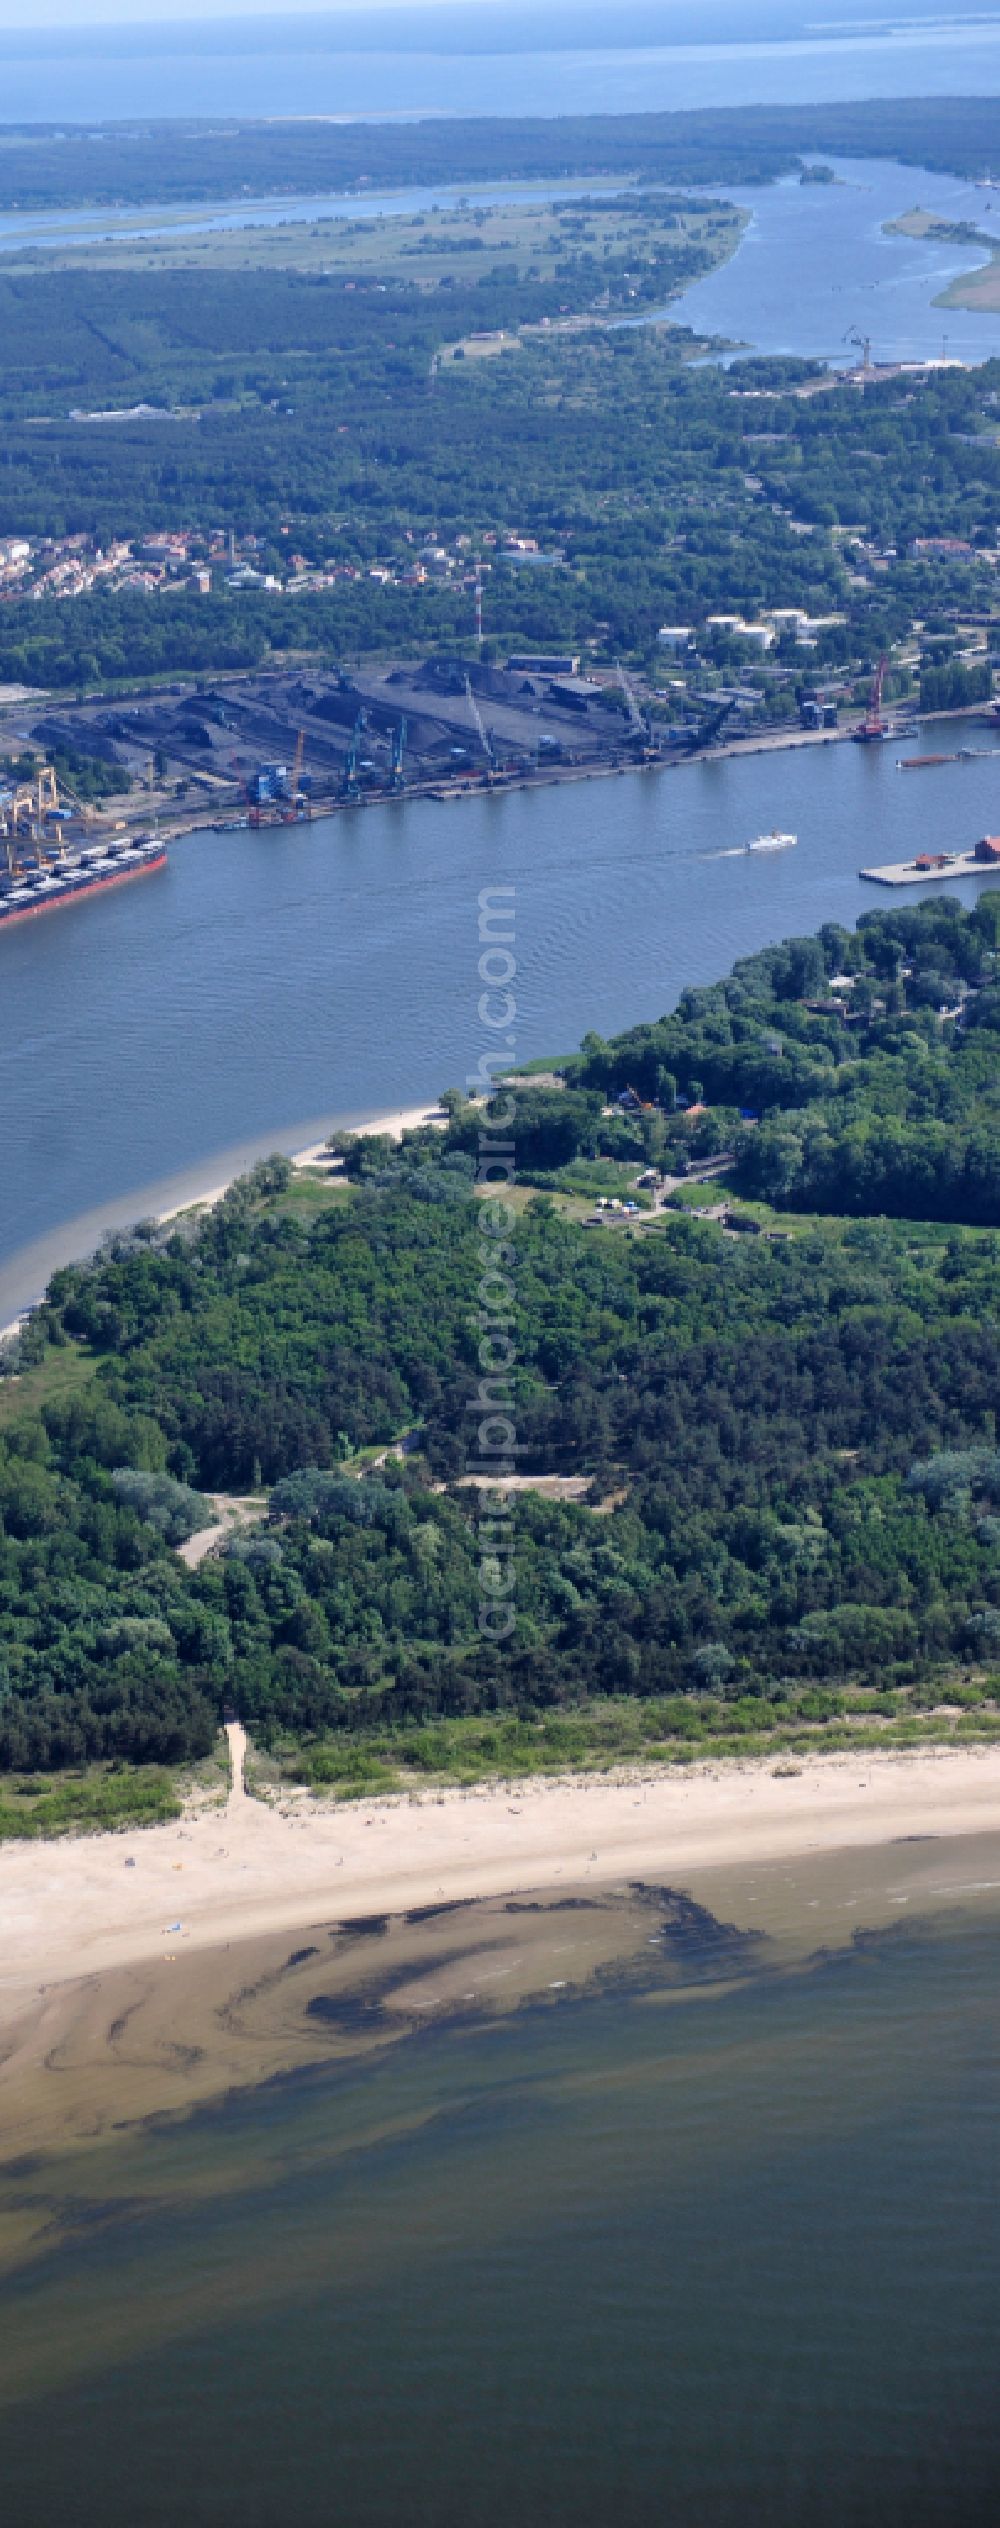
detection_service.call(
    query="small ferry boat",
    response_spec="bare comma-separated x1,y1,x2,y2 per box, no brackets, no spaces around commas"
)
745,829,798,853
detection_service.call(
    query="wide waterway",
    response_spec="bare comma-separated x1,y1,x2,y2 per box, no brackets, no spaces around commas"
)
2,728,1000,1322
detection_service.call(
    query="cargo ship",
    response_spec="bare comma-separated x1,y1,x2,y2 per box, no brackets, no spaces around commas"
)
0,833,166,930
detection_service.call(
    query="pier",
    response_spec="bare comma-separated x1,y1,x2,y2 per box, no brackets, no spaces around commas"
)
861,848,1000,886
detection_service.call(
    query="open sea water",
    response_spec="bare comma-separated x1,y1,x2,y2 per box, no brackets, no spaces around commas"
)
4,7,1000,124
2,1882,1000,2525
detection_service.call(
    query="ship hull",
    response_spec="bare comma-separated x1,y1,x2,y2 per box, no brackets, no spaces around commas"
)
0,846,167,931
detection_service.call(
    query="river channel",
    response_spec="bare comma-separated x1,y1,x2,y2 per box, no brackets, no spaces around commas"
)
5,144,1000,1317
2,731,1000,1320
6,154,1000,377
670,156,1000,366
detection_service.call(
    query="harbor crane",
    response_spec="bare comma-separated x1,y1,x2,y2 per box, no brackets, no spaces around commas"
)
852,653,890,742
342,706,369,799
464,675,496,779
844,327,873,381
663,692,739,757
615,662,647,736
615,662,659,758
0,763,64,867
389,718,407,792
229,751,263,827
281,725,309,821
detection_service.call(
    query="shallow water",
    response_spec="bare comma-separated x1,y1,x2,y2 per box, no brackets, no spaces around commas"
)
2,1851,999,2525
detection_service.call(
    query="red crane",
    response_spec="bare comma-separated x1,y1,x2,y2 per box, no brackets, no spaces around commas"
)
853,654,889,743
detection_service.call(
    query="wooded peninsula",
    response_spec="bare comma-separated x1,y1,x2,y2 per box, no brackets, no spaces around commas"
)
1,895,998,1831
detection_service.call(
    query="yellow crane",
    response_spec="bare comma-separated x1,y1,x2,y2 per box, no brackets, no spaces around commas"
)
0,763,62,864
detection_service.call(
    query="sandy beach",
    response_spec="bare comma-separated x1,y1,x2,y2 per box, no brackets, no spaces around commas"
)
2,1728,1000,2208
5,1728,1000,2029
0,1102,447,1329
157,1101,446,1221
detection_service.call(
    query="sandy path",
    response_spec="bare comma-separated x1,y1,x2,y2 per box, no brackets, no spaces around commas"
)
226,1718,248,1804
177,1519,232,1569
177,1497,266,1570
3,1739,1000,2031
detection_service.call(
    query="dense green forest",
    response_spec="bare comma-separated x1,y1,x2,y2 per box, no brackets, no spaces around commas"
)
1,899,997,1793
2,297,999,687
3,98,1000,209
551,893,1000,1224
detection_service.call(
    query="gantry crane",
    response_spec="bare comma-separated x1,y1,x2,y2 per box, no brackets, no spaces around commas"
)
0,763,64,867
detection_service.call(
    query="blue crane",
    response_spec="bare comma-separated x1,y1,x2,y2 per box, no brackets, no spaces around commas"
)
389,717,407,792
342,706,368,799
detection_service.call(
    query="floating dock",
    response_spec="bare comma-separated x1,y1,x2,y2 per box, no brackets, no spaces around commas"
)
860,850,1000,887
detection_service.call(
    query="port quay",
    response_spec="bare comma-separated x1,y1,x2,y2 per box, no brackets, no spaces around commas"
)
5,655,1000,897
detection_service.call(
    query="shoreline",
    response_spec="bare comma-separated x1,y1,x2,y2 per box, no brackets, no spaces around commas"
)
5,697,994,1332
0,1099,446,1333
155,1100,446,1224
4,1736,1000,2036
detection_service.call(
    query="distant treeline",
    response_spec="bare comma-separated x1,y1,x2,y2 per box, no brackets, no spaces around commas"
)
2,99,1000,209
